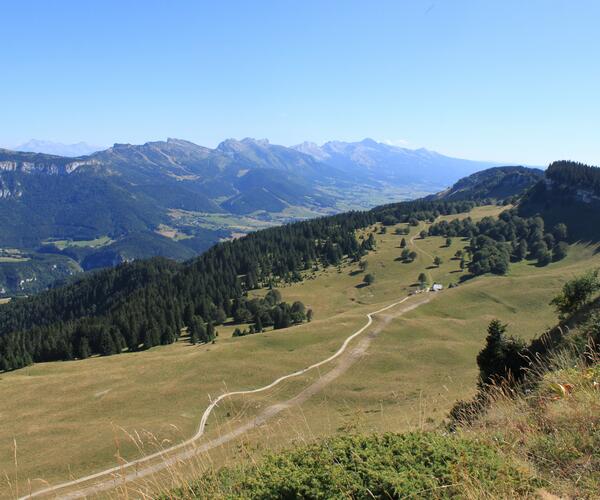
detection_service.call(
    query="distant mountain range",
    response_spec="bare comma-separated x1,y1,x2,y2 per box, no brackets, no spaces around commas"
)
0,137,522,295
12,140,103,157
293,138,502,186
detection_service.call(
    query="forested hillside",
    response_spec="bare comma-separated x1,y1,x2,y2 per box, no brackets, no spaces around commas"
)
3,160,592,371
0,198,482,371
428,166,543,202
519,160,600,241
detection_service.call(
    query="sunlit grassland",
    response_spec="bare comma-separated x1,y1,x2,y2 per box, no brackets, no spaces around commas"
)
42,235,114,250
0,257,30,263
1,205,599,497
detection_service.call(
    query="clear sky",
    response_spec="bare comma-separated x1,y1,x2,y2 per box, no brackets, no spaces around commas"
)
1,0,599,165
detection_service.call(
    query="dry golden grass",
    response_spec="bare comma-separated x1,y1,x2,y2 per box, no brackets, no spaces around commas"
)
459,348,600,499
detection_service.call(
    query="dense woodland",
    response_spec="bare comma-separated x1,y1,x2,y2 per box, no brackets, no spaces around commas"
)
545,161,600,193
429,210,569,275
0,198,487,371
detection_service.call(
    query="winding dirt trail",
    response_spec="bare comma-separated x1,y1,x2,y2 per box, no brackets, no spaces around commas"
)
20,293,432,499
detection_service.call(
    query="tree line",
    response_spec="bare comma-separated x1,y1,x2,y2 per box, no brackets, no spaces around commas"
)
545,161,600,194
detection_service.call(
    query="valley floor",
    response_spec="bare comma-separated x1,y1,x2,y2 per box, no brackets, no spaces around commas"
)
2,205,599,498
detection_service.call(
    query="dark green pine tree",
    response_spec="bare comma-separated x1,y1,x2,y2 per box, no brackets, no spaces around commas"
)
99,329,117,356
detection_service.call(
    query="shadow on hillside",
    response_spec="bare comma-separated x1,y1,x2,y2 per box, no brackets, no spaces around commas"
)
348,270,362,276
458,273,476,283
355,283,369,289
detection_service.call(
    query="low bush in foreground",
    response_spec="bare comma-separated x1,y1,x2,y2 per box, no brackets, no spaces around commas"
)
171,432,536,499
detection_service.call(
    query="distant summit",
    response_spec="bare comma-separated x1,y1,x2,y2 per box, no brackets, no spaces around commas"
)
14,139,103,157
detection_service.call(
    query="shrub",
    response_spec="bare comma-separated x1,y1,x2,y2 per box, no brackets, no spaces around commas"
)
176,433,536,499
550,270,600,319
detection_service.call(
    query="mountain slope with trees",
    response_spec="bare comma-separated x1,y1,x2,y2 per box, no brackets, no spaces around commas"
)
1,157,580,370
0,138,509,295
518,160,600,241
0,197,488,371
428,165,543,202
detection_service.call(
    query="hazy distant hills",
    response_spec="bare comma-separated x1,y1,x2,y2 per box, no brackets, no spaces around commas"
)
0,137,519,295
13,139,103,157
293,138,500,186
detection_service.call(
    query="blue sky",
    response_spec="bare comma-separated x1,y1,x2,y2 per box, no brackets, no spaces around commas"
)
1,0,599,165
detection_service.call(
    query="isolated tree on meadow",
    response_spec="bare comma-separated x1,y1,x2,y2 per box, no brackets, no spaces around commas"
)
445,237,452,247
418,272,428,288
363,273,375,286
550,269,600,319
434,256,442,267
419,230,427,239
400,238,407,248
359,260,368,272
476,319,527,386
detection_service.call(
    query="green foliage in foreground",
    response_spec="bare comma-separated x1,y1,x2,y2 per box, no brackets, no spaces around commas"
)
174,433,536,499
550,269,600,319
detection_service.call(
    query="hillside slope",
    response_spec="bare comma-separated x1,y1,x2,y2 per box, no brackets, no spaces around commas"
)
519,160,600,241
3,202,597,497
429,165,543,201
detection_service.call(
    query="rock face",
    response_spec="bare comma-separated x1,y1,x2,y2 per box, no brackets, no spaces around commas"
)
0,150,100,175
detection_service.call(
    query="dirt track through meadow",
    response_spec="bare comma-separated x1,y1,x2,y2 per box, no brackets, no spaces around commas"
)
21,293,432,499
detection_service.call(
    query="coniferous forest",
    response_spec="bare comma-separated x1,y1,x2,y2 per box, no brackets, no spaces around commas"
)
0,198,486,371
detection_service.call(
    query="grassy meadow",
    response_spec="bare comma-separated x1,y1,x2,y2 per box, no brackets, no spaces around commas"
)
1,204,599,497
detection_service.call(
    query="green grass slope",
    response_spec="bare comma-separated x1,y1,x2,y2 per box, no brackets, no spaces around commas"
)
2,206,599,497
